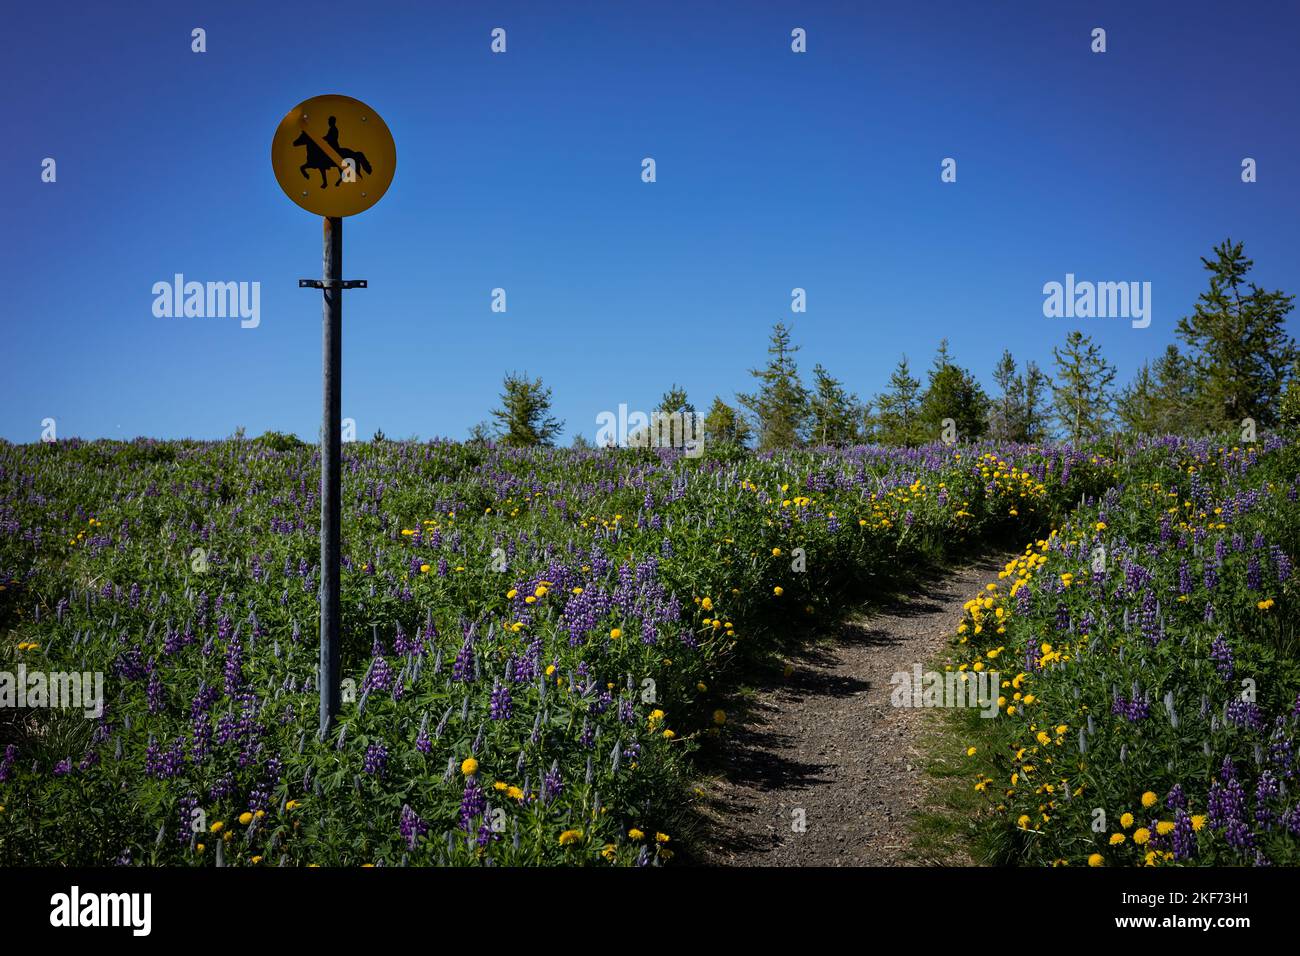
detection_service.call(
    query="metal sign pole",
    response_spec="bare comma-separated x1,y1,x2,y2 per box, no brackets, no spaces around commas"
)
320,215,343,735
299,221,366,734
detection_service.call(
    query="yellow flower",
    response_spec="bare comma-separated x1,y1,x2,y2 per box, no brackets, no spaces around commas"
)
773,586,784,596
771,547,782,557
239,812,254,826
493,781,508,791
1140,791,1158,808
250,855,263,864
712,709,726,726
655,832,670,843
196,843,206,854
1156,821,1175,836
1017,814,1031,829
662,729,676,740
285,800,300,811
1120,812,1134,829
1257,598,1275,611
1191,814,1206,832
701,596,713,611
1087,853,1103,867
628,828,645,841
506,786,524,800
210,821,225,833
600,844,617,861
1133,827,1151,845
1109,833,1126,845
610,628,622,639
419,564,430,573
507,588,518,599
461,757,479,776
558,829,584,846
966,746,977,757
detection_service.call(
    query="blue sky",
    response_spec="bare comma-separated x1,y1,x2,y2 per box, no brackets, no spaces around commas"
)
5,0,1299,443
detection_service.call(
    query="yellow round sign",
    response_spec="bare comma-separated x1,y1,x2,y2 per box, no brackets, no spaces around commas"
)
271,94,396,217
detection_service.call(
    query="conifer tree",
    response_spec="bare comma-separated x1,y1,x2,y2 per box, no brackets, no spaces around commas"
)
738,323,810,450
703,396,753,446
1176,239,1297,428
875,356,923,446
918,340,989,443
490,372,564,447
808,364,863,445
1051,331,1116,443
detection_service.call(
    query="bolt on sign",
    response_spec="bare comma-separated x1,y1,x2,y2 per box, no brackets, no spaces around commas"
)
271,94,396,218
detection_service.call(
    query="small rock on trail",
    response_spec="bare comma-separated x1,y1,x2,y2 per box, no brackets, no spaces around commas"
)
696,554,1011,867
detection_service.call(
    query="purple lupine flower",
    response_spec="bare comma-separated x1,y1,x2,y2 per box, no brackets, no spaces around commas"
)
1138,589,1162,645
1255,771,1281,830
1025,634,1041,673
178,794,199,846
363,742,388,776
223,631,243,695
1111,695,1149,722
1210,634,1234,680
53,758,73,776
1226,699,1264,731
452,639,475,683
400,804,429,850
146,668,166,714
363,656,393,694
144,736,187,779
1272,547,1292,583
209,771,235,802
542,765,564,805
0,744,19,783
1171,809,1197,860
489,681,512,721
459,777,486,831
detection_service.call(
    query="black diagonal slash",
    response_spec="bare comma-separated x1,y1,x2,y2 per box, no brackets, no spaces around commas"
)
299,117,357,183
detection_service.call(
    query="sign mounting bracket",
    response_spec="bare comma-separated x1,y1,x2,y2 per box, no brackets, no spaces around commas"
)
298,279,367,289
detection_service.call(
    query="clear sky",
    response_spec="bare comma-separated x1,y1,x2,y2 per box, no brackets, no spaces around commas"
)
5,0,1299,444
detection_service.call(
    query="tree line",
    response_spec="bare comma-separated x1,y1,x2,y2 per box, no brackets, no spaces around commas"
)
479,239,1300,449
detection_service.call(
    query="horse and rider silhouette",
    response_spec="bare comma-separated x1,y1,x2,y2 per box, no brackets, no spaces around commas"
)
293,116,374,188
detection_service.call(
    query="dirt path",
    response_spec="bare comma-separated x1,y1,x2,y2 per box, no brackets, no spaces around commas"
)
696,553,1011,866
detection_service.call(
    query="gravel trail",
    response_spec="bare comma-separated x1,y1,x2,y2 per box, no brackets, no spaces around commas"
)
696,554,1012,866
